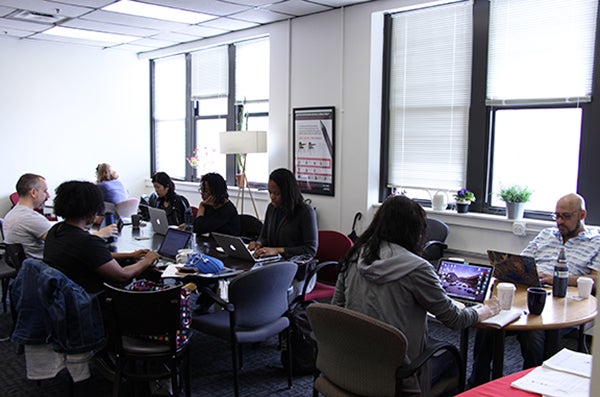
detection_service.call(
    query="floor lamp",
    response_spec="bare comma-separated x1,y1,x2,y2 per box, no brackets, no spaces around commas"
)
219,130,267,218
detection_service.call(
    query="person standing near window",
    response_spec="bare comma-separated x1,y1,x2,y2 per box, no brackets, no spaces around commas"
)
149,172,190,227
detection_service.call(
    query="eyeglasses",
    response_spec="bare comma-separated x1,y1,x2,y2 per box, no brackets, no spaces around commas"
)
551,210,580,221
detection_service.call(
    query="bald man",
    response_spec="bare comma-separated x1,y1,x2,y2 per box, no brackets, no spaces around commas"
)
470,193,600,387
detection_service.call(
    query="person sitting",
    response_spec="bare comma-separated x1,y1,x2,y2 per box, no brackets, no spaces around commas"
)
95,163,127,204
148,172,190,227
3,173,52,259
43,180,159,294
248,168,317,259
193,172,240,236
469,193,600,387
332,195,501,396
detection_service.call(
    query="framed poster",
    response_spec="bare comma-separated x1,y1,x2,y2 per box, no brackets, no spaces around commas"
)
293,107,335,196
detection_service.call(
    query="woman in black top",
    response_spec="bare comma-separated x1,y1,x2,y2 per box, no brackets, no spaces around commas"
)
248,168,317,259
149,172,190,226
193,173,240,236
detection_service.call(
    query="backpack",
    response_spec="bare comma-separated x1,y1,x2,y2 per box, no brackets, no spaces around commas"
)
280,299,317,375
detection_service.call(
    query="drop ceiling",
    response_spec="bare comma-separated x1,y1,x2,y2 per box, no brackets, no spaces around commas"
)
0,0,372,54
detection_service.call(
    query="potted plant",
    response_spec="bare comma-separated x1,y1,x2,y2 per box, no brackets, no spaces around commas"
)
454,189,475,213
498,185,532,220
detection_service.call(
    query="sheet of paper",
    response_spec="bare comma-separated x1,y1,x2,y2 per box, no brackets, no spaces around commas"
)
511,366,590,397
542,348,592,378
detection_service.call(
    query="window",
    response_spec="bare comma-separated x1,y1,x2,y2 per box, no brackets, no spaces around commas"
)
382,0,600,220
151,37,270,184
384,1,473,201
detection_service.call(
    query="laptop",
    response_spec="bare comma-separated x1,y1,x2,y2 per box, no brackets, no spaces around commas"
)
211,232,282,263
436,258,495,307
148,206,170,235
156,228,192,262
487,250,542,287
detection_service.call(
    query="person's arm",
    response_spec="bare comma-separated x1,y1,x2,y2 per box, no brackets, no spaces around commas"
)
475,297,501,322
92,224,118,239
112,249,150,261
95,251,160,284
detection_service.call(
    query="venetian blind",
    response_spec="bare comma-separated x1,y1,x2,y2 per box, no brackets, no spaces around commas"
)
388,0,473,191
487,0,598,105
191,45,228,100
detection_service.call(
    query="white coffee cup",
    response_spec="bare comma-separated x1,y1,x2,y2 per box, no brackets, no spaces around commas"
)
175,248,194,264
497,282,516,310
577,277,594,299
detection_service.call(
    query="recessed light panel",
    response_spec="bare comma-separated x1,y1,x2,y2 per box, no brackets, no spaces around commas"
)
42,26,138,44
103,0,216,24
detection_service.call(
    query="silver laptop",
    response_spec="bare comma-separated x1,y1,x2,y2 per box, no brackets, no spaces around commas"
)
436,258,494,307
148,206,170,235
211,232,281,263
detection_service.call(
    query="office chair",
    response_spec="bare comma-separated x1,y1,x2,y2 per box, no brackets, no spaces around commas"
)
306,303,465,397
191,261,297,397
114,197,140,220
422,218,449,262
239,214,263,243
301,230,353,302
104,282,191,397
0,219,18,313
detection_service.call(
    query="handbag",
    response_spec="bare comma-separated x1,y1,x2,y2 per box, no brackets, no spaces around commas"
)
185,253,224,274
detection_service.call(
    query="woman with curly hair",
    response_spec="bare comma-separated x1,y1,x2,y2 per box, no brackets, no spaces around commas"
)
193,172,240,236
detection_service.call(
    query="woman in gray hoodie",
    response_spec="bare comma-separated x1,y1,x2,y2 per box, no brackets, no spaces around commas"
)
333,195,500,395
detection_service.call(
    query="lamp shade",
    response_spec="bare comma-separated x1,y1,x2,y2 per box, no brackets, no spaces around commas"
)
219,130,267,154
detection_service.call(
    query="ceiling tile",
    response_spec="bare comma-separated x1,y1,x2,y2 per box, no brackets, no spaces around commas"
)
0,26,34,37
150,30,198,42
129,36,179,48
0,0,92,18
64,18,161,36
231,8,291,24
0,17,50,32
266,0,331,17
200,16,258,31
176,24,228,37
83,9,190,30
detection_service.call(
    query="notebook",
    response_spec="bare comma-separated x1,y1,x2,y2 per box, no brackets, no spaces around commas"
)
487,250,542,287
156,228,192,261
211,232,282,263
148,206,170,235
437,258,494,307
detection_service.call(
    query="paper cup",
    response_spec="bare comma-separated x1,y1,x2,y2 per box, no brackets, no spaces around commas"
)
497,282,516,310
577,277,594,299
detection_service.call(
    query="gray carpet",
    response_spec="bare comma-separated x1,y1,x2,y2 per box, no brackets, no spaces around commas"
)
0,301,585,396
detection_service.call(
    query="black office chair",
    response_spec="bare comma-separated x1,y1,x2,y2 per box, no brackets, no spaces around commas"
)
104,282,191,397
239,214,263,243
423,218,450,262
0,218,18,313
191,261,298,397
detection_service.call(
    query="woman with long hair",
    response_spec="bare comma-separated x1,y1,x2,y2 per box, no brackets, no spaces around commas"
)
149,172,190,226
333,195,500,395
248,168,317,259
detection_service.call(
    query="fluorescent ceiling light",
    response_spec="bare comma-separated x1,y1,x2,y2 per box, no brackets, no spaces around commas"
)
103,0,216,24
43,26,138,44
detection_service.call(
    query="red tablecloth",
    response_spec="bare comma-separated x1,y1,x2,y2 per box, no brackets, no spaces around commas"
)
455,368,540,397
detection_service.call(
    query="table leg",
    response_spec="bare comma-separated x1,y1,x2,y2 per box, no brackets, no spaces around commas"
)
544,329,560,359
460,328,469,376
491,329,505,379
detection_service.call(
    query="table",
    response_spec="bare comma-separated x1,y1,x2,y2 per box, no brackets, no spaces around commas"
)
468,283,597,379
455,368,539,397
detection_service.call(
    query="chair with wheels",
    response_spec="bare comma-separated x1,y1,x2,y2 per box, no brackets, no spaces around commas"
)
301,230,353,302
239,214,263,243
104,282,191,397
306,303,465,397
191,261,297,397
422,218,449,262
0,219,18,313
115,197,140,220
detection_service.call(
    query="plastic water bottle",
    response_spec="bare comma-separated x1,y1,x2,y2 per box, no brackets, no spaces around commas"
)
552,248,568,297
105,211,117,244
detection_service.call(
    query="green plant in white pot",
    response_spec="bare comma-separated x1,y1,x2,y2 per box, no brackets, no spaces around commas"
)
498,185,532,220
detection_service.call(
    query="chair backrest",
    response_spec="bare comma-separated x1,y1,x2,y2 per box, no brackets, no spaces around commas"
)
9,192,18,207
228,261,297,328
314,230,354,284
104,282,182,350
5,243,26,271
115,197,141,219
191,206,198,219
306,303,410,396
239,214,263,241
426,218,449,243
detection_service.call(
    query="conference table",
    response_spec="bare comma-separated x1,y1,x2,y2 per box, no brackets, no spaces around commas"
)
465,283,597,379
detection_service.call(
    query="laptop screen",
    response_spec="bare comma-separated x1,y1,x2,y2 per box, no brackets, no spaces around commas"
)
158,229,192,259
437,259,494,304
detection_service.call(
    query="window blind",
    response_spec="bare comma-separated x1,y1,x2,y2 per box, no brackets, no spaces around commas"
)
236,37,270,102
388,1,473,191
487,0,598,105
191,45,228,100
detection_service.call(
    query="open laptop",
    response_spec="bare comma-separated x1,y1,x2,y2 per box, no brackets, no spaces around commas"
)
148,206,170,235
211,232,282,263
487,250,542,287
436,258,494,307
156,228,192,262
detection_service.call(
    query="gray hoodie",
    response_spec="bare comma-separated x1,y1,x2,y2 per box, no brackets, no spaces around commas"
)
332,241,478,394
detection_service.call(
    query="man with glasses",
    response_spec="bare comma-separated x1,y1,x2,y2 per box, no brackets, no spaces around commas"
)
470,193,600,387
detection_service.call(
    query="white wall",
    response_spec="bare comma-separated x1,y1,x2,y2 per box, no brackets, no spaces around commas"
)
0,38,149,215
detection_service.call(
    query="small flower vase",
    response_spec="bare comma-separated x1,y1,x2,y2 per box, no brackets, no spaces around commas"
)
236,173,247,188
456,201,470,214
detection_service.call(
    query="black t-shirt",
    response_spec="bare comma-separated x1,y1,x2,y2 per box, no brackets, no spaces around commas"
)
43,222,114,294
193,200,241,236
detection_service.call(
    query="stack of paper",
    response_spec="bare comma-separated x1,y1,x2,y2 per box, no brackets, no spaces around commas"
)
479,308,523,328
511,348,591,397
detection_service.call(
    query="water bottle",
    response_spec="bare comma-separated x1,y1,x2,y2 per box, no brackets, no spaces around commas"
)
552,248,568,297
105,211,117,244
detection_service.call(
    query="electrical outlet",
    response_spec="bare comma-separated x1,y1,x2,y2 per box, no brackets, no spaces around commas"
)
512,221,527,236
